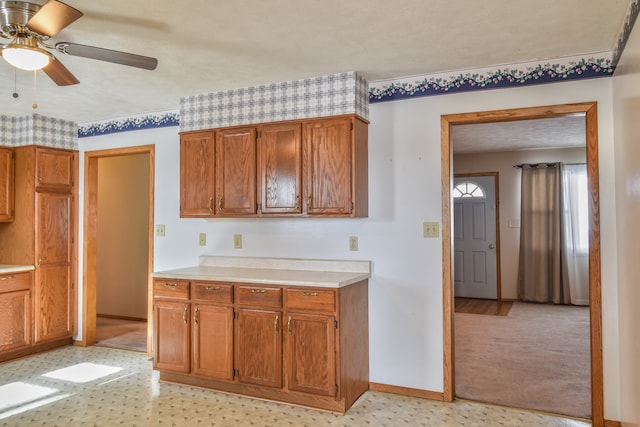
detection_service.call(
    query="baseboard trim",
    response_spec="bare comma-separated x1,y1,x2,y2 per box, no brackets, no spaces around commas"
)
97,314,147,322
604,420,622,427
369,382,444,401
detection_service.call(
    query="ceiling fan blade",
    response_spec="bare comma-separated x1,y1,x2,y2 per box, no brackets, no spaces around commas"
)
42,57,79,86
56,42,158,70
27,0,83,38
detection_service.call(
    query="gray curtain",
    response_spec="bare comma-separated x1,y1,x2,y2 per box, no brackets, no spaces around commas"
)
517,163,571,304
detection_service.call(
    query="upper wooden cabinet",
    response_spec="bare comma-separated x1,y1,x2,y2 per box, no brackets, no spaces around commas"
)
215,127,257,215
180,131,215,217
35,147,75,191
0,147,14,222
259,123,302,214
179,115,368,218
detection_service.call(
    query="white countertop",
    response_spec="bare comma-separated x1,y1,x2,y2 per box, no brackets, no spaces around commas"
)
152,256,371,288
0,265,35,274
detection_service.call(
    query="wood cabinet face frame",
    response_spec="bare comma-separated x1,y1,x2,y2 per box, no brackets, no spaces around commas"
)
179,114,367,218
152,278,368,413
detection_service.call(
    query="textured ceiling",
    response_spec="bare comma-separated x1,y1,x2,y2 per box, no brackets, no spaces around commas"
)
451,116,586,154
0,0,632,123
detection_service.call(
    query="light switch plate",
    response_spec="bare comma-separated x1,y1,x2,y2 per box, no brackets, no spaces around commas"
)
508,219,521,228
155,224,165,237
199,233,206,246
233,234,242,249
423,222,439,238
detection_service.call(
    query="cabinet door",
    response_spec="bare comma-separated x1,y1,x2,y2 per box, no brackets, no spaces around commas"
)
0,147,14,221
259,123,302,214
180,132,215,217
302,118,352,215
235,309,282,388
154,300,190,373
215,127,257,215
34,192,74,342
35,148,74,191
286,313,336,396
0,290,31,352
192,304,234,380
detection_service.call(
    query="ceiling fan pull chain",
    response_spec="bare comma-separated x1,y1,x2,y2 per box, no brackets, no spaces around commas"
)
32,70,38,109
12,69,19,99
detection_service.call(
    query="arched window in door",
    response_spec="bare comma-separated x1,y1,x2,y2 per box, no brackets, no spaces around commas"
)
453,181,486,198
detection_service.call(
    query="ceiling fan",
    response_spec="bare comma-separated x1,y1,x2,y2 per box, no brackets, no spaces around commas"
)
0,0,157,86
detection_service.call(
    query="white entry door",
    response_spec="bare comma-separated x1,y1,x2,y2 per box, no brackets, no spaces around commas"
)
453,175,498,299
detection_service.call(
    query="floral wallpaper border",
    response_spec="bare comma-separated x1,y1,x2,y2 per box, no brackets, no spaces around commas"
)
78,111,180,138
368,53,615,103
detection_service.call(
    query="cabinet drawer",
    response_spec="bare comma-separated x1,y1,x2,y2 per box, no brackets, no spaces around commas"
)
287,288,335,312
153,279,189,299
237,285,282,308
192,282,233,304
0,272,32,293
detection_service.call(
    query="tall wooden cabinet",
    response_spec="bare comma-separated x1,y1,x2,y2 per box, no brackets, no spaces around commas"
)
179,114,367,218
0,147,14,222
0,146,77,350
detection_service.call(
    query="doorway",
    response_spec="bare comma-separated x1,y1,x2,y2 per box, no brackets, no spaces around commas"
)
440,103,603,425
82,145,155,354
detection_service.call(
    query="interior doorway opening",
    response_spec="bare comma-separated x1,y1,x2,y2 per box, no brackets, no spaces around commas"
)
82,145,155,354
441,103,603,425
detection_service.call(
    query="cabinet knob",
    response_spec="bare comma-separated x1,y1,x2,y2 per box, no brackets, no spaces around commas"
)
287,316,292,333
218,195,224,212
274,314,279,334
208,197,213,215
251,289,267,294
0,275,13,281
164,282,178,288
205,286,220,291
302,291,319,297
194,306,199,325
306,195,312,210
294,194,300,210
183,306,188,324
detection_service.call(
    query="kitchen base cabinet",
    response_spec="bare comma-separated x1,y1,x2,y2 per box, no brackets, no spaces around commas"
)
154,279,368,414
154,300,190,373
192,304,234,380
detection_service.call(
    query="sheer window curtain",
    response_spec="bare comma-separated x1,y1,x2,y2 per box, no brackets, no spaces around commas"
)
561,164,590,306
517,162,589,305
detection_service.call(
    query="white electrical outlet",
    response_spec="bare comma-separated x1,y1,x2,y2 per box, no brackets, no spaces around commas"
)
155,224,165,237
233,234,242,249
199,233,206,246
349,236,358,251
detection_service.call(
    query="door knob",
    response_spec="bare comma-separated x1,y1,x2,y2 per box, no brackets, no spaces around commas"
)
489,243,496,249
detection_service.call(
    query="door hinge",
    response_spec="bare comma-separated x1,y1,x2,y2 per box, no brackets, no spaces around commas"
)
349,201,354,212
333,320,338,329
234,369,239,377
234,311,238,319
334,384,338,395
349,122,353,131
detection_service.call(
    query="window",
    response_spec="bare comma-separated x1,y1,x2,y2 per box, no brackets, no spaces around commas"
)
453,181,485,198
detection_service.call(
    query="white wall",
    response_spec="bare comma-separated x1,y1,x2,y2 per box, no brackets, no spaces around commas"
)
77,76,621,419
612,16,640,427
454,147,586,300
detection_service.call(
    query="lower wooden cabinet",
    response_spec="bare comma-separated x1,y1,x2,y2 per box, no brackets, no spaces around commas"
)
235,308,282,388
192,303,233,380
154,300,190,373
153,278,368,414
0,272,32,353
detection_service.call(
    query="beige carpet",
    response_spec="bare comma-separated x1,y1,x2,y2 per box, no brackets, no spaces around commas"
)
454,302,591,419
96,317,147,352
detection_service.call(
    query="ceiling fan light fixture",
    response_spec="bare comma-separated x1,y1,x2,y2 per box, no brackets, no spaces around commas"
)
2,40,53,71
